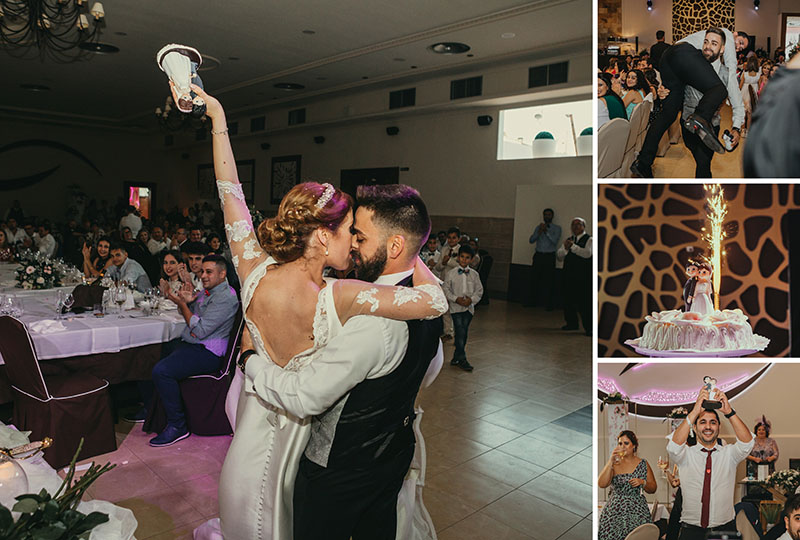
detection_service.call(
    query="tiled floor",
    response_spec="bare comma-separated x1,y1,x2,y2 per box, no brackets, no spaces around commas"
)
78,300,592,539
652,105,744,179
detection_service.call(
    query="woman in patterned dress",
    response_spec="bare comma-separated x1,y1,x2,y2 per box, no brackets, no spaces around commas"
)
598,430,657,540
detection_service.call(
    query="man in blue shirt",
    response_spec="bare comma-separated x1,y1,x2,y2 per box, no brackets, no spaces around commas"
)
148,254,239,446
527,208,561,310
106,242,152,292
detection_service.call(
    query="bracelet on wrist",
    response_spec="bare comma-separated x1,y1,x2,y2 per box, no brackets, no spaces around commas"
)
238,349,257,373
211,128,229,135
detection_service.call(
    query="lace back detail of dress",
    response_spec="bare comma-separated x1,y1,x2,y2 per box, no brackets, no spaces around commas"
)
284,284,332,372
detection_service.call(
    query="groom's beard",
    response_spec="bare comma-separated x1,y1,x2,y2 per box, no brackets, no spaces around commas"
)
353,247,387,283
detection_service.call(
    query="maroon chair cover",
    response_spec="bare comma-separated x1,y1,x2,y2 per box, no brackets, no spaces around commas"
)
144,312,243,436
0,316,116,469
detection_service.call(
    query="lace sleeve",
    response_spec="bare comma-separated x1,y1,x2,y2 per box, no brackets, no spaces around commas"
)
334,280,448,323
216,180,265,282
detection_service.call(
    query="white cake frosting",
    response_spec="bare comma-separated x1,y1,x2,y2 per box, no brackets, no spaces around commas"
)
634,308,769,352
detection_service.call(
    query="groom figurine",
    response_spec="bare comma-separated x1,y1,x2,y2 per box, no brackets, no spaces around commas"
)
243,184,443,540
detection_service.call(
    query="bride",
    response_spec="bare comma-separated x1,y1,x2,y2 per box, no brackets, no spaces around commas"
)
187,83,446,540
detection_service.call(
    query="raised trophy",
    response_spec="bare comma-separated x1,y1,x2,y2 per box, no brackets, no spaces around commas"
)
156,44,206,116
702,375,722,409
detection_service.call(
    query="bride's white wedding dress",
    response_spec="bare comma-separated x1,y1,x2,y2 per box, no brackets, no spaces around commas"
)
195,180,439,540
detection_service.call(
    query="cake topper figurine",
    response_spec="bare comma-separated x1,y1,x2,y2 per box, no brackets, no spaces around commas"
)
687,262,714,315
702,375,722,409
683,260,700,311
156,44,206,116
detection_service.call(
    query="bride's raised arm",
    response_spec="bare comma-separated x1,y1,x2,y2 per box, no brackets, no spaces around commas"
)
333,256,448,323
189,83,266,282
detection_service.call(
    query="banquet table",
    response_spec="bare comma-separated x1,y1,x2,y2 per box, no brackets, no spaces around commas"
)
0,263,187,403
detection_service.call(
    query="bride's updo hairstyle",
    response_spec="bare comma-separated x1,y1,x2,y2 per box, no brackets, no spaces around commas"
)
258,182,352,263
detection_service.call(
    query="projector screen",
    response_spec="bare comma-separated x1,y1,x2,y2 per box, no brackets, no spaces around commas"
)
512,184,593,265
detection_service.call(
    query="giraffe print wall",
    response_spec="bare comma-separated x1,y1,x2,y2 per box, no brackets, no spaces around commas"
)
672,0,735,41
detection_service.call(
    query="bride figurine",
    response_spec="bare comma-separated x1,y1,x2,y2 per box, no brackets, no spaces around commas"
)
688,263,714,315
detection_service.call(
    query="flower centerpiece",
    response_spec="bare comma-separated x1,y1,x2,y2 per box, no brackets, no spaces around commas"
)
600,391,627,411
765,468,800,496
14,250,81,290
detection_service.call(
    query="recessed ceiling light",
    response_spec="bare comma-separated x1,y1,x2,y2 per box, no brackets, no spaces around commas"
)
20,84,50,92
501,32,516,39
302,30,316,35
228,56,240,61
77,42,120,54
393,58,405,62
410,65,418,69
361,76,369,79
274,82,305,90
467,54,474,57
428,42,470,55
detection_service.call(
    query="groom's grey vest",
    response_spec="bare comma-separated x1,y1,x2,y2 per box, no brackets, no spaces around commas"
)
305,275,443,468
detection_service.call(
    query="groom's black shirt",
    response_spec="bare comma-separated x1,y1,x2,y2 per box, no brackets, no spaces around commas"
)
304,274,443,468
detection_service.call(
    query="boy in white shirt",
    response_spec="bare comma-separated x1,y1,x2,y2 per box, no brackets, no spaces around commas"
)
443,245,484,372
420,235,442,277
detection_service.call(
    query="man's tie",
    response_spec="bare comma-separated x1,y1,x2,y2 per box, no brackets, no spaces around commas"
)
204,289,211,297
700,448,716,528
458,268,469,275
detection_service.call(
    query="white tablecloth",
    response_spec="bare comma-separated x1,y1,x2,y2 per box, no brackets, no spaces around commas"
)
0,287,186,364
1,423,137,540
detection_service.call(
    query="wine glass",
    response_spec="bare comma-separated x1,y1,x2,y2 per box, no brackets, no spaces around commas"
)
657,456,669,478
55,290,65,321
62,293,74,316
114,284,128,318
8,296,23,318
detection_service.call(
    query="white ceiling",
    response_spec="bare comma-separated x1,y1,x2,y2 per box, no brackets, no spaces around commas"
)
0,0,592,128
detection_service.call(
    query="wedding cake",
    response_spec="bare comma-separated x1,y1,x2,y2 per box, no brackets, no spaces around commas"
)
628,308,769,353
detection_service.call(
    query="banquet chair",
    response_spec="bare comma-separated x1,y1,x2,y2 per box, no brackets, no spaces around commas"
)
0,315,116,469
634,98,653,153
736,509,760,540
598,118,629,178
145,311,244,436
619,102,650,177
623,523,659,540
650,499,659,522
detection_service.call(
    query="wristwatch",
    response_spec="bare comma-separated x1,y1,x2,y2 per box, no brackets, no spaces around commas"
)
724,408,736,418
237,349,257,374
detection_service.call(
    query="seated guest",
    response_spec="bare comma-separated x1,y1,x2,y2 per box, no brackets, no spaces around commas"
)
105,242,152,292
598,430,657,540
148,255,239,446
81,238,112,279
148,226,168,255
36,222,57,258
598,73,627,128
121,226,134,243
4,217,28,245
189,226,205,243
205,232,224,256
0,229,15,262
667,386,753,539
159,250,186,295
180,241,209,291
168,227,188,250
614,69,651,118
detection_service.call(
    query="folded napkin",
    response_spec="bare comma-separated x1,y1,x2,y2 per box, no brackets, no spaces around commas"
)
123,290,136,311
28,320,67,334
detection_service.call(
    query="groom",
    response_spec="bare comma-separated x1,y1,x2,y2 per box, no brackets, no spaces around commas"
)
243,184,443,540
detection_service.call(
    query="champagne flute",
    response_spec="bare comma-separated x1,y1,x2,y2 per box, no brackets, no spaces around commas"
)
115,284,127,318
55,290,65,321
657,456,669,478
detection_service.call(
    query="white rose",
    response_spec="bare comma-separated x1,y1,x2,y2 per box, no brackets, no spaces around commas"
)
36,277,45,284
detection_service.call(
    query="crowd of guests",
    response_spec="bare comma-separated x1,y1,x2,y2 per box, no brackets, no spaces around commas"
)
598,386,788,540
1,198,239,295
599,29,796,179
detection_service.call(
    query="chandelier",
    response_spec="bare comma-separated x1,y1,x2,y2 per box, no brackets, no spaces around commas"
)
155,95,208,133
0,0,109,62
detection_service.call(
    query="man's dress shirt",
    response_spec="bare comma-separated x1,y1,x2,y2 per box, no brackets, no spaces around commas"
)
181,280,239,357
667,431,754,528
529,223,562,253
